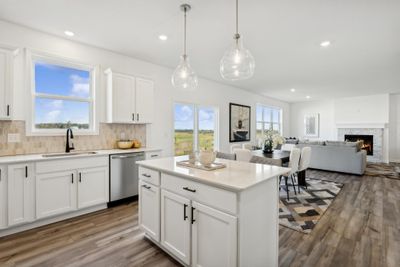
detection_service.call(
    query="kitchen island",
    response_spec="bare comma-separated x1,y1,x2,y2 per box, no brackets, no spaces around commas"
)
137,156,290,267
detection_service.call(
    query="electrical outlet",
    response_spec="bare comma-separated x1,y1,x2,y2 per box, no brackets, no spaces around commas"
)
7,133,20,143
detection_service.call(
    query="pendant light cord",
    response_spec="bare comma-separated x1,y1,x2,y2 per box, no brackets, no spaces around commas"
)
183,7,187,56
236,0,239,35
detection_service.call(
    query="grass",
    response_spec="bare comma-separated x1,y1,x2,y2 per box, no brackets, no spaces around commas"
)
175,130,215,156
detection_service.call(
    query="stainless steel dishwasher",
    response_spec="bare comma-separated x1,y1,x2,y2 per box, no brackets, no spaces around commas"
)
110,152,145,202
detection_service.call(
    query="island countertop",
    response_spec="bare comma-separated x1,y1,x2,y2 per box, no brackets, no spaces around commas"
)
137,156,291,192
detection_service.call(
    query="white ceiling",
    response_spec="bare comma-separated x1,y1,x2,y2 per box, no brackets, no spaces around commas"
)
0,0,399,102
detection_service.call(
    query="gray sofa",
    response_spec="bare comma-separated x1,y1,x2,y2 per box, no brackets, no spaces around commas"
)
296,140,367,175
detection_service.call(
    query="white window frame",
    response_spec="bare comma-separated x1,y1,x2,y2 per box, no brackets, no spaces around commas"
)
256,104,283,135
173,102,220,155
26,50,99,136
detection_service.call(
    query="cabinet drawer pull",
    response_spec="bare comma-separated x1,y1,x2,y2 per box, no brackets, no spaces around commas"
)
71,173,74,184
142,184,151,190
183,186,196,193
137,113,140,121
191,207,196,224
79,172,82,182
0,169,2,182
25,166,28,178
142,173,151,178
151,154,158,158
183,204,188,221
6,105,10,116
132,113,135,121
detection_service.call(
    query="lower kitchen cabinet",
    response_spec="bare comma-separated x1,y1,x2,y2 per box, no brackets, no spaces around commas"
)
191,201,237,267
78,167,109,209
7,163,35,226
161,189,191,265
36,171,77,219
0,165,7,229
139,180,160,242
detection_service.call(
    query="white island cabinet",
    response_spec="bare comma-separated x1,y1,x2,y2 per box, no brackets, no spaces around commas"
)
137,156,290,267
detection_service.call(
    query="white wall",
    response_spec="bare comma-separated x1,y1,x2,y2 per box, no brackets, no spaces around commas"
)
0,20,290,156
289,100,336,140
389,94,400,162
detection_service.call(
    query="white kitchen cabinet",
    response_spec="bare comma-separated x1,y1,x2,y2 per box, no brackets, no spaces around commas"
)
105,69,154,124
77,167,109,209
0,48,13,120
7,163,35,226
161,189,191,265
0,165,7,229
191,201,237,267
139,179,160,242
135,78,154,123
36,171,77,219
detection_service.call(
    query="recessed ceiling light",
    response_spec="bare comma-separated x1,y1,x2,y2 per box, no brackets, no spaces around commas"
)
158,34,168,41
64,30,74,37
290,88,296,92
320,41,331,47
306,95,311,99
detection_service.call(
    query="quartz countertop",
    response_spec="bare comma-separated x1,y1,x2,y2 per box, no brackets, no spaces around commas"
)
0,147,161,164
137,156,290,192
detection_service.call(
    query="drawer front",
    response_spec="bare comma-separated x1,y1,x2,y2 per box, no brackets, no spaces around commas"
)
36,156,109,174
146,150,162,160
161,174,237,215
139,167,160,186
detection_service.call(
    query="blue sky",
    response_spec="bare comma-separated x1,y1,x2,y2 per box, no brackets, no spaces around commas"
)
174,104,215,130
35,62,90,124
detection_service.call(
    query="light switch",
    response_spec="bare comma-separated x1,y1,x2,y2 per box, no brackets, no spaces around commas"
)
7,133,20,143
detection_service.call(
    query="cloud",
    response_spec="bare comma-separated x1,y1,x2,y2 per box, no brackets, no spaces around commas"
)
199,109,213,121
70,74,90,97
47,99,63,109
45,110,61,122
175,105,193,121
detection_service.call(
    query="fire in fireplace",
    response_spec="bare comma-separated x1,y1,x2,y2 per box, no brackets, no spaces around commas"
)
344,134,373,155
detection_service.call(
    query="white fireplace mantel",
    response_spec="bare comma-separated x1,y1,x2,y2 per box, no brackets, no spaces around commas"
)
336,122,388,129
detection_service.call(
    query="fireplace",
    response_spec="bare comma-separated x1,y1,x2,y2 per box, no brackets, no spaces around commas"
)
345,134,373,155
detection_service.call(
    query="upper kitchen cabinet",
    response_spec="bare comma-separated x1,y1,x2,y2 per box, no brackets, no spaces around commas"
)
105,69,154,124
0,47,15,120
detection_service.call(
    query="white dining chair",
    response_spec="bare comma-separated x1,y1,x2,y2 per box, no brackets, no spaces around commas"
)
230,144,242,154
242,143,254,150
298,147,312,189
233,148,252,162
281,143,295,152
280,148,301,200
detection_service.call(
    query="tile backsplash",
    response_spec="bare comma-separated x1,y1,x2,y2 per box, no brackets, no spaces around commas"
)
0,121,146,156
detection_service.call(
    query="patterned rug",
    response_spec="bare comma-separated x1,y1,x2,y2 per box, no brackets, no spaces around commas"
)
365,162,400,180
279,179,343,234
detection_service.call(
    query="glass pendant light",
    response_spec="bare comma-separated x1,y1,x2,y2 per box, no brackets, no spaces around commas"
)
220,0,255,81
171,4,198,91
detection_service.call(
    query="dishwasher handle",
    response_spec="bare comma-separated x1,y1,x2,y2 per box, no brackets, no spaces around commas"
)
111,154,144,159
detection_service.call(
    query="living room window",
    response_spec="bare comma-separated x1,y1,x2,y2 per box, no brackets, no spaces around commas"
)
256,104,282,143
174,103,219,156
28,52,97,135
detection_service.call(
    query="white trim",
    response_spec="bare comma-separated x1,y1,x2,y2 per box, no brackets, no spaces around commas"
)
336,122,388,129
25,49,99,136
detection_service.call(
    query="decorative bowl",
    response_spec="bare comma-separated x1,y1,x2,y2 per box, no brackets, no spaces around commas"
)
199,151,216,166
117,140,134,149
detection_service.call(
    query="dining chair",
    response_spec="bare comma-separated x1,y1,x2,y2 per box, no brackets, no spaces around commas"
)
242,143,254,150
233,148,252,162
297,147,312,189
216,151,236,160
230,144,242,154
279,148,301,201
281,143,295,152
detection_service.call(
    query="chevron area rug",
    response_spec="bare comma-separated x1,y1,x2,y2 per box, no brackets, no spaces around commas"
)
279,179,343,234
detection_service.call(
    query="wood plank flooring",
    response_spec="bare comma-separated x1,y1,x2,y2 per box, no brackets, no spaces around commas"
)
0,169,399,267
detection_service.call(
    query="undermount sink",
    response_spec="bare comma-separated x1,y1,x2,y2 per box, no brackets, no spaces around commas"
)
42,151,98,158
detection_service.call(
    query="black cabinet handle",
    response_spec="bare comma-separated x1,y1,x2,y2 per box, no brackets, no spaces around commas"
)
184,204,188,221
0,169,2,182
71,173,74,183
142,173,151,178
137,113,140,121
151,154,158,158
183,187,196,193
79,172,82,182
132,113,135,121
142,184,151,190
25,166,28,178
191,207,196,224
6,105,10,116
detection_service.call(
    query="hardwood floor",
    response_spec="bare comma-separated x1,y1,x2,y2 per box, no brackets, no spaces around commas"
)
0,169,399,267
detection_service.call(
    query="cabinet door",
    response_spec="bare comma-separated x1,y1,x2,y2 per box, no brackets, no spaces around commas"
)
192,201,237,267
135,78,154,123
36,171,77,219
160,189,191,265
77,167,109,209
7,163,35,226
112,73,135,123
0,166,7,229
139,180,160,241
0,48,12,119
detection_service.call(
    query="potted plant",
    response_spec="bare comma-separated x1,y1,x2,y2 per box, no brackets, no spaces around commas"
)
263,129,284,153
